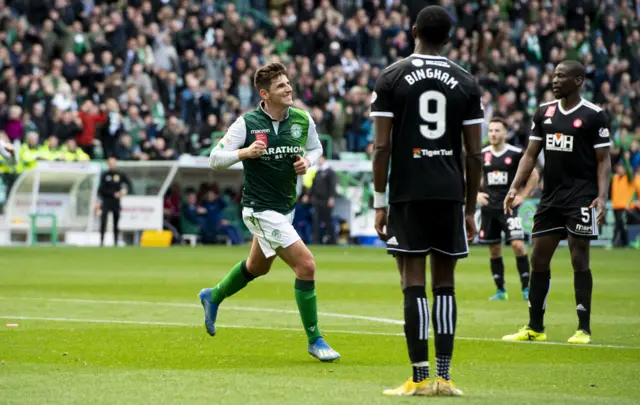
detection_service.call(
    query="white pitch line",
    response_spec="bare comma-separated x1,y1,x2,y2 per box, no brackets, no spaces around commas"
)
0,316,403,337
1,315,638,350
1,316,194,327
0,296,404,325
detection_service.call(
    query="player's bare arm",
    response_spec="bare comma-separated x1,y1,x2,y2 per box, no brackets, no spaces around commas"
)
371,116,393,241
513,168,539,208
476,176,489,206
590,146,611,224
462,123,482,241
477,191,489,206
505,141,543,215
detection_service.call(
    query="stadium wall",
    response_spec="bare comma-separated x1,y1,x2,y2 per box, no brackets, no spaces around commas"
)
0,160,622,247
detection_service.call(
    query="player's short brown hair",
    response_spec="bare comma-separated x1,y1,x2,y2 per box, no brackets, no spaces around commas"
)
489,117,508,131
253,62,288,92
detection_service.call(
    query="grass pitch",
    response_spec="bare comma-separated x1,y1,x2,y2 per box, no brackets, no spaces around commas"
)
1,246,639,404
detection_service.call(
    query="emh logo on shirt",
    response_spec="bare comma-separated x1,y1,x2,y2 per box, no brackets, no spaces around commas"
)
487,171,508,186
546,133,574,152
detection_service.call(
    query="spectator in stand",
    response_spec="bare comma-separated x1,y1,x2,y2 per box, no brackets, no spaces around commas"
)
39,135,62,161
294,191,313,244
0,0,636,200
78,100,108,158
200,188,243,245
53,110,83,143
61,138,90,161
0,131,16,205
4,106,23,142
163,184,182,242
181,188,207,238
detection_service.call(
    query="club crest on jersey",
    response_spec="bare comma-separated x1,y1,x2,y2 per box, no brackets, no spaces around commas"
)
413,148,421,158
546,133,574,152
573,119,582,128
255,133,268,146
505,156,512,165
544,105,557,117
291,124,302,139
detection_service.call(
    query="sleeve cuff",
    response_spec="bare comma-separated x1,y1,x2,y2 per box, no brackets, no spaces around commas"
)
462,118,485,125
529,136,542,141
594,142,611,148
370,111,394,118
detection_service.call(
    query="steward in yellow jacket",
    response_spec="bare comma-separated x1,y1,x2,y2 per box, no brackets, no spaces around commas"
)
61,139,90,161
19,132,42,171
38,136,64,161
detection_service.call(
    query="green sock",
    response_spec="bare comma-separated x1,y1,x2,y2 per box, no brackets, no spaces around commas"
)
295,279,322,344
210,260,255,305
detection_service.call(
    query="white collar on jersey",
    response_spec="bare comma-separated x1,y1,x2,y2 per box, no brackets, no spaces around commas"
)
543,98,603,115
556,98,585,115
488,144,520,158
409,54,448,60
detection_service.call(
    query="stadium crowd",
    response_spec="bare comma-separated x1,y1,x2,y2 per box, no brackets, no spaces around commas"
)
1,0,640,244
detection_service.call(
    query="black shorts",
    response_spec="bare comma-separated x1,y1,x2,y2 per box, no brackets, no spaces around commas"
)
386,200,468,258
532,204,598,240
478,209,525,245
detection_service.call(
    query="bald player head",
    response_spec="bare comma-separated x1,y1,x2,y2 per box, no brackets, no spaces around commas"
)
552,60,585,100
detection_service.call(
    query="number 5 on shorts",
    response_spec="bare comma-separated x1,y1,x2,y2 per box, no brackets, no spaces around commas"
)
581,207,590,223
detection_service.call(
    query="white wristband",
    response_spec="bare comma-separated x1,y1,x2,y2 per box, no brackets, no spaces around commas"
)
373,192,387,208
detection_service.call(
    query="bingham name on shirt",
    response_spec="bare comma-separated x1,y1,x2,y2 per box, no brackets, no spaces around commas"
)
404,68,459,89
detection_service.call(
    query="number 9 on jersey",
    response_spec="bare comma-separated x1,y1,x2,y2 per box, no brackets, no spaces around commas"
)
419,91,447,140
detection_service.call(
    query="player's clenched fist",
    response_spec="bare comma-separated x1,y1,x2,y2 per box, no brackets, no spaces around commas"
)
294,155,310,175
241,140,267,159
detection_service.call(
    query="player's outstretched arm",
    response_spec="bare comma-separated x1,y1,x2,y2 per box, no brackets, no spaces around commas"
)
462,123,483,240
590,146,611,224
371,116,393,241
505,141,543,215
209,117,266,170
